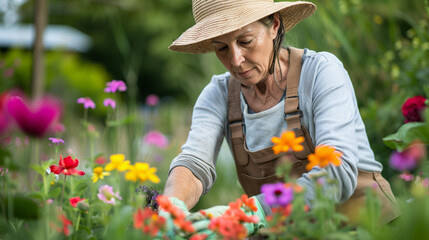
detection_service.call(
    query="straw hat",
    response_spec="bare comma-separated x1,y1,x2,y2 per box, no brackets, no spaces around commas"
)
169,0,317,54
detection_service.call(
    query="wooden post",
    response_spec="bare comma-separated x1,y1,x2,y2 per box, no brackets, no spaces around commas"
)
31,0,48,99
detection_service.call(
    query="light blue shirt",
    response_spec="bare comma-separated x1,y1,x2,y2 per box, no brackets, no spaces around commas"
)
169,48,383,204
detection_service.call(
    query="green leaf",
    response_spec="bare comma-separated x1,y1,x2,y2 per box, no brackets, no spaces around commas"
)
30,164,46,176
382,122,429,151
104,205,134,240
48,187,62,199
42,159,57,170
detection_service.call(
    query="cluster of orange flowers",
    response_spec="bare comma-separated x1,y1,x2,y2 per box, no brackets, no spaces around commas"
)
156,195,195,234
202,195,259,240
133,208,166,236
271,131,343,170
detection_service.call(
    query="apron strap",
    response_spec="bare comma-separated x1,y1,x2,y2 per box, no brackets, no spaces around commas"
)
284,47,305,130
228,77,249,166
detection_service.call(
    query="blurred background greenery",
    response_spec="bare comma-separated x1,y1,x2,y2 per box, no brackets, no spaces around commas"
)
0,0,428,209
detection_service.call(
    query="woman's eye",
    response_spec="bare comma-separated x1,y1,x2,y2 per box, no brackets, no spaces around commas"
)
240,40,252,45
218,46,228,51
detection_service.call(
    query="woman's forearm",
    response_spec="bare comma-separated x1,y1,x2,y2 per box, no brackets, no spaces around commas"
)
163,166,203,210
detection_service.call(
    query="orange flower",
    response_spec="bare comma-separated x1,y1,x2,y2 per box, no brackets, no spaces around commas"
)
240,194,257,212
156,195,195,234
306,145,342,171
133,208,166,236
271,131,304,154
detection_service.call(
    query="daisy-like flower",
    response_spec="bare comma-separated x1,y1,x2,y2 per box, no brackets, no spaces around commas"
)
69,196,85,207
261,182,294,207
77,97,95,109
125,162,160,183
49,137,64,145
49,155,85,176
97,185,122,205
104,80,127,93
271,131,304,154
306,145,342,171
104,154,130,172
133,207,166,236
92,167,110,183
103,98,116,109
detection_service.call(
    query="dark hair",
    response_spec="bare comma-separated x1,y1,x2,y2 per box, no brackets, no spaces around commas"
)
259,13,286,74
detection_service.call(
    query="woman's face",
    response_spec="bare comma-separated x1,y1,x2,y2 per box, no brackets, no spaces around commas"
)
211,16,279,86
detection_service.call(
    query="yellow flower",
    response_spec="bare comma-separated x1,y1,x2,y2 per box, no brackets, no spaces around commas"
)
92,167,110,183
306,145,342,171
125,162,160,183
271,131,304,154
105,154,130,172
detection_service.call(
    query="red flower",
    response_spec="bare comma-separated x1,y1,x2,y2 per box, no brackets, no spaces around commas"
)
402,96,427,123
51,214,73,236
133,208,166,236
50,155,85,176
240,194,258,212
69,196,85,207
189,234,208,240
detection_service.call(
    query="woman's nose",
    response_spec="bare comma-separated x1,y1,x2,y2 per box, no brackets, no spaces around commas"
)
230,46,244,67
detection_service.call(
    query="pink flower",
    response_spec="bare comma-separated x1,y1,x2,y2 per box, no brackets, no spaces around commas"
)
398,173,414,181
0,91,13,135
145,94,159,106
69,196,85,207
6,95,62,137
52,122,65,133
261,182,293,207
104,80,127,93
49,137,64,145
143,130,169,149
103,98,116,109
97,185,122,205
77,97,95,109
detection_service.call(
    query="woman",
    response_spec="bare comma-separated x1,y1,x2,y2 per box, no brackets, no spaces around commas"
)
162,0,400,236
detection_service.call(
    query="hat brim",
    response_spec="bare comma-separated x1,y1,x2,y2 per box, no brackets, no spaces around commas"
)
169,1,316,54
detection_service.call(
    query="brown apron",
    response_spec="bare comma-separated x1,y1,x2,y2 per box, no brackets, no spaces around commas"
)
227,47,400,225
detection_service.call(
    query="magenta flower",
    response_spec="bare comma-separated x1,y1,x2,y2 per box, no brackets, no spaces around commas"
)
6,95,62,137
0,167,8,176
103,98,116,109
77,97,95,109
49,137,64,145
97,185,122,205
0,91,13,135
145,94,159,107
401,96,427,123
261,182,294,207
104,80,127,93
389,142,426,171
143,130,169,149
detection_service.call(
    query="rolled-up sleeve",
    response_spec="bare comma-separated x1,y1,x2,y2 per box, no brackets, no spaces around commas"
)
297,53,359,204
169,76,228,195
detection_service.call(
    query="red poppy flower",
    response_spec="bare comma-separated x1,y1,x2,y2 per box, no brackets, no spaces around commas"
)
69,196,85,207
402,96,427,123
50,155,85,176
51,214,73,236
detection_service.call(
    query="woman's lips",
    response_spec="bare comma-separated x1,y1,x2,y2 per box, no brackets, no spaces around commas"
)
237,69,252,78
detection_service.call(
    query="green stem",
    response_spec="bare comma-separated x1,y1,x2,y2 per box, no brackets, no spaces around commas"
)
60,175,67,210
75,211,81,231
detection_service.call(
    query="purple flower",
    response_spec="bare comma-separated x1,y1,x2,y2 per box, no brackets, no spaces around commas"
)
97,185,122,205
6,95,62,137
143,130,169,149
49,137,64,145
145,94,159,107
103,98,116,109
77,97,95,109
261,182,294,207
389,143,426,171
104,80,127,93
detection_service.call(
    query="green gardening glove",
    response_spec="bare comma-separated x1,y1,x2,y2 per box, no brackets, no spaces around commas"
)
186,196,268,237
